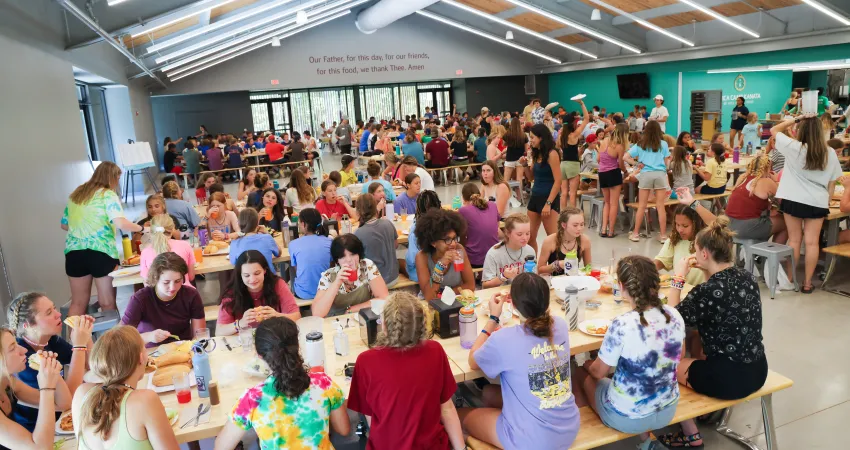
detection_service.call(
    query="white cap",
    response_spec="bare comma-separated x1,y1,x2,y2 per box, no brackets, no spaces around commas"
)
481,106,489,112
654,94,664,101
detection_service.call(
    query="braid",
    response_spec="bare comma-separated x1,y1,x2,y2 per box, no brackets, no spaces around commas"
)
7,292,44,336
616,256,662,327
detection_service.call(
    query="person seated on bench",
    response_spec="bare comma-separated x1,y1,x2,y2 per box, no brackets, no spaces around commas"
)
654,189,716,286
362,161,396,202
264,135,286,174
537,207,592,276
208,183,237,213
229,209,281,275
283,131,306,164
574,256,685,450
458,183,500,270
237,168,257,202
195,173,217,202
284,168,316,215
162,181,200,232
288,208,330,300
394,173,420,215
663,217,768,448
316,180,357,222
481,213,534,288
255,188,286,232
339,155,358,187
425,126,450,169
414,209,476,301
312,234,389,318
246,173,271,209
216,250,301,337
325,171,351,204
480,161,511,218
459,273,579,449
695,143,728,195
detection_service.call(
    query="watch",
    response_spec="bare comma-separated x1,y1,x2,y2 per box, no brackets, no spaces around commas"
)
545,200,552,206
688,200,699,211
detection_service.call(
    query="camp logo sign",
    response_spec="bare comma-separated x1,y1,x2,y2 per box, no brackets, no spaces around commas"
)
734,73,746,92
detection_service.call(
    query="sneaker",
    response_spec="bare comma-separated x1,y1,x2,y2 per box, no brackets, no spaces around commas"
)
629,233,641,242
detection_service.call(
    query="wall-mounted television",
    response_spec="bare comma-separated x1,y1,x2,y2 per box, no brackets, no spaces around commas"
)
616,73,650,99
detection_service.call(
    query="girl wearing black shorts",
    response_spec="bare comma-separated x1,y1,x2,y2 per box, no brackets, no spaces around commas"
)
522,124,562,254
771,114,842,293
502,118,527,191
597,123,628,237
664,216,767,448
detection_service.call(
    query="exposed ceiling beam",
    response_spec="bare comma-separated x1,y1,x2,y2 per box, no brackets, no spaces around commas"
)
612,0,740,25
198,9,212,26
440,0,597,58
801,0,850,26
588,0,694,46
676,0,760,37
502,0,642,53
65,0,236,49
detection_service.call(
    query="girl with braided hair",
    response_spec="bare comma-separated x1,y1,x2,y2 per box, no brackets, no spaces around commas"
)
537,207,592,277
72,326,179,450
575,256,685,450
654,188,717,286
7,292,91,432
662,217,767,448
217,317,348,449
460,273,579,449
0,326,66,450
348,292,465,450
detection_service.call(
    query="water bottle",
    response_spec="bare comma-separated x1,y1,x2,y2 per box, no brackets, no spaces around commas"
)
765,111,770,120
121,235,132,261
452,195,462,210
333,320,349,356
746,143,753,155
459,306,477,349
523,255,536,273
612,275,623,305
341,214,352,234
304,331,326,372
191,343,212,398
733,147,740,164
563,286,581,331
385,202,394,220
272,180,280,190
198,226,209,247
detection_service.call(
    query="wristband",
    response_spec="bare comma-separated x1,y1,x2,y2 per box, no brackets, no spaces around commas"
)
489,315,500,324
481,329,491,337
688,200,699,211
72,347,87,352
39,388,56,391
671,275,686,290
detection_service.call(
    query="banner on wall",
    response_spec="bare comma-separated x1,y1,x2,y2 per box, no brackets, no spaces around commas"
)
721,73,763,113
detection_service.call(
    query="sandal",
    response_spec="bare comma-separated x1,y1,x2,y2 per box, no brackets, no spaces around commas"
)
658,431,704,448
606,232,617,238
801,285,814,294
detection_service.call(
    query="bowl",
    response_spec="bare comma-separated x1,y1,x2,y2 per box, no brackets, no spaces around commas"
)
551,275,601,304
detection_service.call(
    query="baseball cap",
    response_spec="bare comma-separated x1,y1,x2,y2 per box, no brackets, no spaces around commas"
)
654,94,664,101
585,133,598,144
481,107,489,112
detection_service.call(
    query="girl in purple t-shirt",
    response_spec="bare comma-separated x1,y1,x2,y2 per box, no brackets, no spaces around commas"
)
458,183,500,268
460,273,580,449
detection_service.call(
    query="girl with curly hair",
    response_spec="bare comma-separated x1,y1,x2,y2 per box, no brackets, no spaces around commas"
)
348,292,465,450
654,189,716,286
575,256,685,450
460,273,579,449
414,209,475,300
216,317,349,449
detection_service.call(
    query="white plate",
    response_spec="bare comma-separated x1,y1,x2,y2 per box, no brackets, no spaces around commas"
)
147,370,197,393
402,230,410,235
55,410,74,435
579,319,611,337
108,265,141,278
571,94,587,101
243,358,271,378
202,245,229,256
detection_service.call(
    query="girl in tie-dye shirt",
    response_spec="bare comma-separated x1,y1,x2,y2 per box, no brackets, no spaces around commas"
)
215,317,349,450
575,256,685,450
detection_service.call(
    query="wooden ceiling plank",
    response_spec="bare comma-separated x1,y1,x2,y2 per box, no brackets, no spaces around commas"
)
454,0,514,14
122,16,200,47
210,0,258,19
507,11,566,32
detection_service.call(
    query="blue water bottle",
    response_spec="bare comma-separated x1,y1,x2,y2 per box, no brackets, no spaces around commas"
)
452,195,462,210
192,342,212,398
523,255,536,273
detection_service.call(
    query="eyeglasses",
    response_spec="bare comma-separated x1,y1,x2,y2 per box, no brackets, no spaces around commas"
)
440,236,461,245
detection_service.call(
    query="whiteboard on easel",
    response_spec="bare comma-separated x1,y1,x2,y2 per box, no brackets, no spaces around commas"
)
116,142,156,170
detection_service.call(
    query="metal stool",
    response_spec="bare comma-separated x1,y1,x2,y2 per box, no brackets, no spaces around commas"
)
579,194,595,214
589,197,605,230
508,180,525,205
746,242,798,299
733,237,760,270
60,298,120,340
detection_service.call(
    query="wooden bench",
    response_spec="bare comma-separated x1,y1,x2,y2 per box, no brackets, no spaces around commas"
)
204,305,220,323
390,273,418,290
821,243,850,289
181,167,244,188
467,370,792,450
426,167,452,185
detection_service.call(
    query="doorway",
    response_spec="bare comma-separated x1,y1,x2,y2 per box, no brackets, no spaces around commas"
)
251,98,292,134
417,87,452,117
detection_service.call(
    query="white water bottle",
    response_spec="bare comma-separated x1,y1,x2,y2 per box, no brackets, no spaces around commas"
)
333,321,349,356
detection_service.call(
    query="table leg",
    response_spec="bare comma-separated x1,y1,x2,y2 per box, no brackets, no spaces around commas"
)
762,394,779,450
715,407,761,450
825,217,840,272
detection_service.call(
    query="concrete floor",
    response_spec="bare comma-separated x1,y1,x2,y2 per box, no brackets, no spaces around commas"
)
122,148,849,450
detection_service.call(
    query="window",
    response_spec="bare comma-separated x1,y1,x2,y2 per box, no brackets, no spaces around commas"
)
77,84,97,161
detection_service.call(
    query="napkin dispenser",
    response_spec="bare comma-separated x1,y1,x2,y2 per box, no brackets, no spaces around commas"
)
358,308,380,347
428,299,462,339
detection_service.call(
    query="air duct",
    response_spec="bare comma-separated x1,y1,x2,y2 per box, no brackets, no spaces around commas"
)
355,0,440,34
55,0,167,88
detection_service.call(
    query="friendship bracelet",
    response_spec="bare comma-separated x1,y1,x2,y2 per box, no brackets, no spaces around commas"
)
671,276,686,290
481,329,491,337
72,347,87,352
489,315,500,324
39,388,55,391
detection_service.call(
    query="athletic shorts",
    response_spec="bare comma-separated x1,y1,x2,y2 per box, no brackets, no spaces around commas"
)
598,169,623,189
560,161,581,180
687,356,767,400
504,160,519,168
779,198,829,219
701,184,727,195
527,194,561,214
65,249,120,278
728,215,772,241
637,171,669,190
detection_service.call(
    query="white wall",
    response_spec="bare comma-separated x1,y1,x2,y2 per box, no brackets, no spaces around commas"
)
164,13,545,95
0,33,96,311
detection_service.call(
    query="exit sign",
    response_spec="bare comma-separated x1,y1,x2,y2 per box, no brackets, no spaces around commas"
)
271,79,279,85
455,70,463,75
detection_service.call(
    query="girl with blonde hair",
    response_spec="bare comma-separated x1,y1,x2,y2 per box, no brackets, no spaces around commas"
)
139,214,196,285
348,292,465,450
62,161,143,317
0,326,67,450
597,122,629,237
72,326,179,450
485,124,507,162
481,213,534,288
133,195,181,248
479,160,512,217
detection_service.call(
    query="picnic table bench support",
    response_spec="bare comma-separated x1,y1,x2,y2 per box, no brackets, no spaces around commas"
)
714,394,778,450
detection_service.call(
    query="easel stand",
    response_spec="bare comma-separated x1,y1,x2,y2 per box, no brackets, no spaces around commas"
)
123,167,159,205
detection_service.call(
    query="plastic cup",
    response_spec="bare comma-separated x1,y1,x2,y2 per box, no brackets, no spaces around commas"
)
347,266,358,282
239,329,254,352
209,210,219,220
173,373,192,404
590,269,601,280
194,328,210,341
264,209,273,221
453,259,465,273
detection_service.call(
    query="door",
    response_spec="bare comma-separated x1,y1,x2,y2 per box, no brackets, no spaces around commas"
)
272,99,291,134
418,91,434,117
251,99,292,134
417,88,452,117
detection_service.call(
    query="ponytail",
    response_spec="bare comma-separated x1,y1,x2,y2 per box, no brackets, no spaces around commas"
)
462,183,487,210
495,213,530,249
150,214,175,256
710,143,726,164
255,317,310,399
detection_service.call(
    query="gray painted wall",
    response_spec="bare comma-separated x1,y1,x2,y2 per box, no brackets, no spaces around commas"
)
163,14,544,95
151,91,253,168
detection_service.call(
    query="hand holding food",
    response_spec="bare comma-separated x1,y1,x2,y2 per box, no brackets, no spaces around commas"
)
68,315,94,347
488,292,506,319
503,266,519,280
145,329,174,344
33,352,61,389
211,230,226,242
674,254,698,278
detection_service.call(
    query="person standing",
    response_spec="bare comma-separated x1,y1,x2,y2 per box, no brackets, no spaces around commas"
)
816,87,831,115
649,94,669,133
730,96,749,148
334,119,354,155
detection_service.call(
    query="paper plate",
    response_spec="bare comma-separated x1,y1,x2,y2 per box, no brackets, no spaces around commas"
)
571,94,587,101
578,319,611,337
147,369,197,393
108,265,141,278
55,410,74,435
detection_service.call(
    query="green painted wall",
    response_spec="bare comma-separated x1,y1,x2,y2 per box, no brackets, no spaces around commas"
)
548,43,850,136
808,70,829,90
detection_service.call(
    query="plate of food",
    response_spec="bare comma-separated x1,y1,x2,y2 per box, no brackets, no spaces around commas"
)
122,254,141,267
202,242,230,256
243,357,271,377
55,410,74,435
579,319,611,337
165,408,179,427
146,346,196,393
570,93,587,101
107,265,141,278
659,274,672,288
457,289,480,307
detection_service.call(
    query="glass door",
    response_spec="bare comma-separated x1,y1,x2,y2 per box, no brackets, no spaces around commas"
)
417,88,452,118
271,99,291,134
418,91,435,117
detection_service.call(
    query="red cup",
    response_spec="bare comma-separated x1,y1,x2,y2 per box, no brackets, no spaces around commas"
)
176,389,191,404
347,266,358,282
453,260,465,273
590,269,601,280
